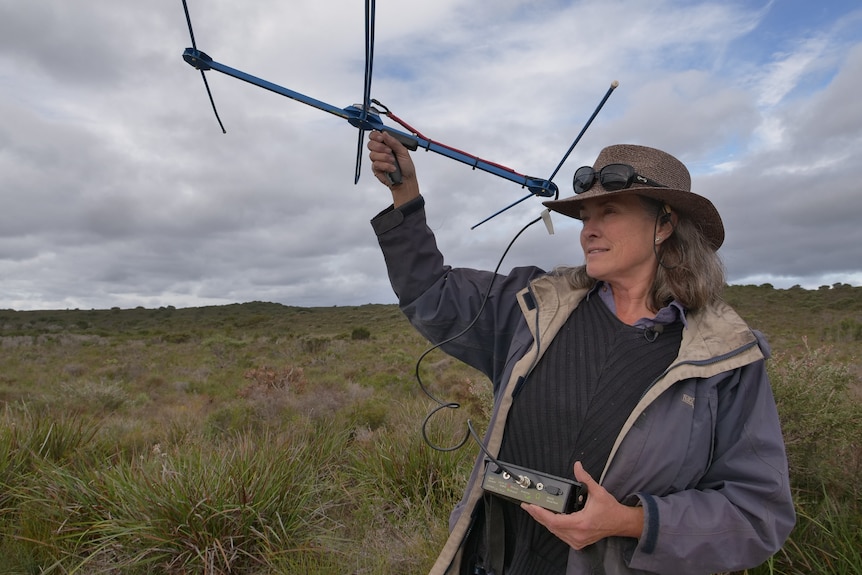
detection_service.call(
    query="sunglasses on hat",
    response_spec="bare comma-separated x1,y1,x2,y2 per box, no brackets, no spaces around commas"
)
573,163,667,194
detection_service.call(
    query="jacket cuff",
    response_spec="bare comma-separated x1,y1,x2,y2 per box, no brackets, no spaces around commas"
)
370,196,425,235
636,492,659,554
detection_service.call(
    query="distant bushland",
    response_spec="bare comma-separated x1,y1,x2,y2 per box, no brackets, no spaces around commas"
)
0,285,860,574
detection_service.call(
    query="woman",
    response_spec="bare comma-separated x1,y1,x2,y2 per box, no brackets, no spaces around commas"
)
367,132,795,575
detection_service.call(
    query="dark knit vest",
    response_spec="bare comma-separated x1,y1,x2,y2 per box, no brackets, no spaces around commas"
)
495,293,683,575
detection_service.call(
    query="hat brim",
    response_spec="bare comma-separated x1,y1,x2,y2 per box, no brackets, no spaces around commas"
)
542,185,725,251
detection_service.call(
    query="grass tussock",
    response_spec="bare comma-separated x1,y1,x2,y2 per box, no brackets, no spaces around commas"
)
2,416,347,574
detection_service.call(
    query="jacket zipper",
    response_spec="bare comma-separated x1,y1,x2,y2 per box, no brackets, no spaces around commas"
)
639,338,760,401
600,338,761,481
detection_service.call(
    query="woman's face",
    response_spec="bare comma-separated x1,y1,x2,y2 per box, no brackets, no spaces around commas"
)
578,195,660,290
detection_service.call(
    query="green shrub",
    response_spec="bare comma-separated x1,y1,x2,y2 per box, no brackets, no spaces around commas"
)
60,379,130,413
300,336,331,354
822,317,862,342
204,402,259,438
161,332,193,344
351,327,371,340
769,346,862,496
346,396,390,430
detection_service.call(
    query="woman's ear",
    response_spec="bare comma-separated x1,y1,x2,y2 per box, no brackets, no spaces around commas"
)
659,204,676,234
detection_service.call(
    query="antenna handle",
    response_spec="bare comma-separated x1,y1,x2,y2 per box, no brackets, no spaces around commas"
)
380,129,416,186
387,156,403,186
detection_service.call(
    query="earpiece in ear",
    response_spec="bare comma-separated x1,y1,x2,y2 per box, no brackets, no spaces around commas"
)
659,204,673,224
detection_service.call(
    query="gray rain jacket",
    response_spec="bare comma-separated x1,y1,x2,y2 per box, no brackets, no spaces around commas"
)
371,197,795,575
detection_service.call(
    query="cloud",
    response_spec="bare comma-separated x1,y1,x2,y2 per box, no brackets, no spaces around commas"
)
1,0,860,310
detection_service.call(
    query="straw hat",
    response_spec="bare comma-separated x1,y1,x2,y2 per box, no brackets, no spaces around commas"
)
543,144,725,250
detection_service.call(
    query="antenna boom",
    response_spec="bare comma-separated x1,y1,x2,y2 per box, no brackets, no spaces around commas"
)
181,48,558,197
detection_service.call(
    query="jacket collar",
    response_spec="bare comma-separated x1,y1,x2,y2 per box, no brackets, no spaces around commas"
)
587,280,688,328
517,273,760,365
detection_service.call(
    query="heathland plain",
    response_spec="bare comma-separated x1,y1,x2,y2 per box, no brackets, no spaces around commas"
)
0,283,860,574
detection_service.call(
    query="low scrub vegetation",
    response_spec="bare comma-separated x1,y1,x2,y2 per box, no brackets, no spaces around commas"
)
0,286,860,574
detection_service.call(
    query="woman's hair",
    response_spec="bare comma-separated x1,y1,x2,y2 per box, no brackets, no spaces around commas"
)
552,196,726,312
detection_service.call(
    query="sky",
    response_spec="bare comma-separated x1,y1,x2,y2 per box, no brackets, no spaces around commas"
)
1,0,861,311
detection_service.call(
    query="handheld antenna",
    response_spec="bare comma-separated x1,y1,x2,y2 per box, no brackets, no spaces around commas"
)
181,0,226,133
354,0,376,184
180,2,562,200
471,80,619,229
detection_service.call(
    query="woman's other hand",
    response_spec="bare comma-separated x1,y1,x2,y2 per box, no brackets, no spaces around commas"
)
521,461,644,550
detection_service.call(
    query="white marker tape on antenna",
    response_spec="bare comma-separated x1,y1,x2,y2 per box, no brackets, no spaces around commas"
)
541,209,555,235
